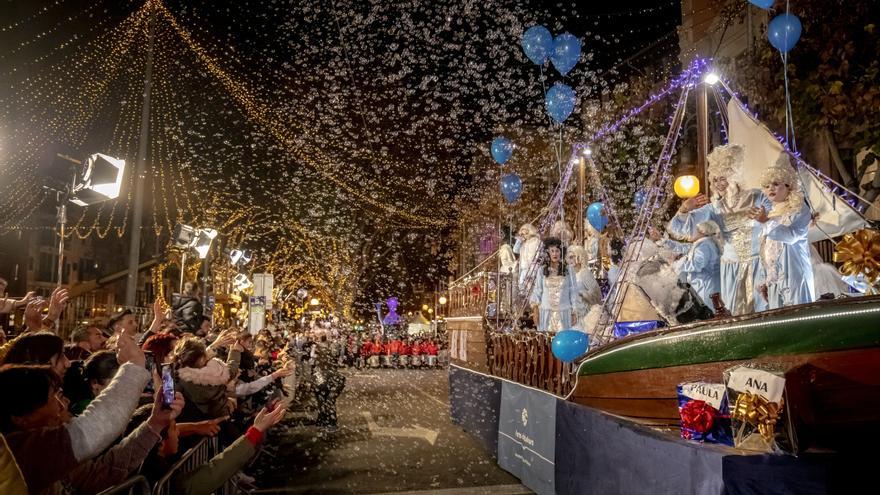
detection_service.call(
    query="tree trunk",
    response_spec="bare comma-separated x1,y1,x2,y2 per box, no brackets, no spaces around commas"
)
823,126,857,188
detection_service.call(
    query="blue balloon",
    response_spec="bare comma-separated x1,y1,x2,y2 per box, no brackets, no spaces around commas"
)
550,32,581,76
500,173,522,203
521,25,553,65
768,13,802,53
747,0,774,8
491,136,513,165
634,189,647,209
545,83,576,124
586,202,608,232
551,329,590,363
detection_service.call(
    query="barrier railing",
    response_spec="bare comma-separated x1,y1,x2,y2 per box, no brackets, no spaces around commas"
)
488,331,574,397
96,475,150,495
151,437,213,495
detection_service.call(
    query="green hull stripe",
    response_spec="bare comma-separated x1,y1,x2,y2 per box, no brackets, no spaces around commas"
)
578,300,880,376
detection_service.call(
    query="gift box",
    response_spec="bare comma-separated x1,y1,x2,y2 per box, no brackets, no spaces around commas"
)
677,381,733,445
724,364,797,453
612,320,665,338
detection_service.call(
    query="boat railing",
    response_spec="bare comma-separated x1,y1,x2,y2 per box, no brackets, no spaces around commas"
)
488,330,575,397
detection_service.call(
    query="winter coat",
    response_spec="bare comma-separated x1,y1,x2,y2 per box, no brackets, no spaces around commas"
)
176,350,240,422
0,434,26,495
171,294,204,332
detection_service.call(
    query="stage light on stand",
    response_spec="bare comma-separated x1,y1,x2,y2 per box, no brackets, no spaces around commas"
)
228,249,251,266
193,229,218,259
69,153,126,206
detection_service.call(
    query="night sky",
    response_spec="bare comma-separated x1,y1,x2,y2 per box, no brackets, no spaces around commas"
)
0,0,681,315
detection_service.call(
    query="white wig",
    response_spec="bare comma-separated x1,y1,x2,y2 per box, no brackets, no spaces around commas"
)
567,245,588,266
696,220,724,252
518,223,538,239
761,152,805,217
706,144,745,184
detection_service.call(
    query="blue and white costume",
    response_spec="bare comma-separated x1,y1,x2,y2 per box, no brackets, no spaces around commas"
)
666,144,772,315
676,237,722,313
758,201,814,308
530,268,582,333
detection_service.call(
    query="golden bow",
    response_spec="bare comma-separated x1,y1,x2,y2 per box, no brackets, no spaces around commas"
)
731,392,782,442
834,229,880,288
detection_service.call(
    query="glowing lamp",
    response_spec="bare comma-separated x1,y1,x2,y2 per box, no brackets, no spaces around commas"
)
193,229,218,259
674,175,700,199
422,304,429,311
310,298,320,306
438,296,447,305
703,72,720,85
69,153,126,206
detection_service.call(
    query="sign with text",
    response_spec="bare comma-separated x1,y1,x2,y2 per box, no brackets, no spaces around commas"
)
253,273,274,310
498,381,556,495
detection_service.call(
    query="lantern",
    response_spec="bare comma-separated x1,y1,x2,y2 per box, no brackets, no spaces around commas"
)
674,175,700,199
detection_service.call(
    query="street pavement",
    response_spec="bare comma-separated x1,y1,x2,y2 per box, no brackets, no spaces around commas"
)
251,368,529,495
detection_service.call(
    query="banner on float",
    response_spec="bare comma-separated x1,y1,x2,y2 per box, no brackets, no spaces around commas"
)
497,380,556,495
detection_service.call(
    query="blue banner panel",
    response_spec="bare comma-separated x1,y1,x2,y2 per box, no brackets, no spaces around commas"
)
498,381,556,495
555,400,726,495
448,365,502,457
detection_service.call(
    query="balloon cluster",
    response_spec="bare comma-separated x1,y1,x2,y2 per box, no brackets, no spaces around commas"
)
521,25,582,124
748,1,802,53
491,136,521,203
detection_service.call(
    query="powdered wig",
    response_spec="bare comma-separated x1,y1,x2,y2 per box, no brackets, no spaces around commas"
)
550,220,573,245
567,245,588,267
761,152,805,216
518,223,538,239
706,144,745,184
695,220,724,252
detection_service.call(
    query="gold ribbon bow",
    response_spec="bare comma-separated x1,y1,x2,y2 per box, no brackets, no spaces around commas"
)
834,229,880,289
731,392,783,442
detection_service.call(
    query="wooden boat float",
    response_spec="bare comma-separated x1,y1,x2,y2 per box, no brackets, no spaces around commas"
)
571,295,880,451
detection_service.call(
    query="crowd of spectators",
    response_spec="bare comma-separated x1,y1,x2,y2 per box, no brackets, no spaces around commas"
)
0,286,296,495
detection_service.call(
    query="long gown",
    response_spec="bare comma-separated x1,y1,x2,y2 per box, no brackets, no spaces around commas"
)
530,268,583,333
667,189,772,315
571,266,601,331
758,201,815,309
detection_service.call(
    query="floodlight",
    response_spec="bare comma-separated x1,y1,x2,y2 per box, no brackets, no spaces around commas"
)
70,153,126,206
172,224,198,248
193,228,217,259
582,147,593,156
233,273,252,290
703,72,720,85
229,249,252,266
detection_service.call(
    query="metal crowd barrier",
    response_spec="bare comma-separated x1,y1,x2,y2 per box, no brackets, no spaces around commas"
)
151,437,214,495
96,475,150,495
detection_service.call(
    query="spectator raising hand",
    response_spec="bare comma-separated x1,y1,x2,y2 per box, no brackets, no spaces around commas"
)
45,287,70,323
23,298,48,332
116,328,146,368
253,402,286,433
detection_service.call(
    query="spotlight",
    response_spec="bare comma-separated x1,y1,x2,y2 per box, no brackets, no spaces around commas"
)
228,249,252,266
703,72,720,86
582,147,593,156
172,224,198,248
70,153,126,206
193,229,218,259
233,273,252,290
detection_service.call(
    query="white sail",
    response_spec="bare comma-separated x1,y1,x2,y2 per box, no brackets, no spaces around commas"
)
727,99,868,241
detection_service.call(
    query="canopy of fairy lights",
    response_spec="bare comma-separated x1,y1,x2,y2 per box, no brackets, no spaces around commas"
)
0,0,693,314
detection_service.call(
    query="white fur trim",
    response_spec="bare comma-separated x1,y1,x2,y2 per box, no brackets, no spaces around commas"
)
177,358,230,386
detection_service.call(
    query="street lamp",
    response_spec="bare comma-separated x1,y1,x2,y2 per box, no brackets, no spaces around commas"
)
438,296,447,305
422,303,429,311
310,298,320,306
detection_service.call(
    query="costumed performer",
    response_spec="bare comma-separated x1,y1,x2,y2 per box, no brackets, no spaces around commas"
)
566,245,601,331
530,237,583,332
674,221,723,313
667,144,772,315
513,223,541,291
751,153,815,309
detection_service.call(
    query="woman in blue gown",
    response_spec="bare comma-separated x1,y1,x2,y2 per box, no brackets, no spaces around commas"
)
750,154,815,309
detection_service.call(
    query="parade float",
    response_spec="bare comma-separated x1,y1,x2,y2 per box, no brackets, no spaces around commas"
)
445,20,880,495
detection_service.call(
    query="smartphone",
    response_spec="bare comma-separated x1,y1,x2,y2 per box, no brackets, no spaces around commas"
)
161,365,175,409
144,351,155,374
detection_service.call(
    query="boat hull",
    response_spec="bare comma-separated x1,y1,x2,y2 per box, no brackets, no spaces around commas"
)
571,296,880,451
